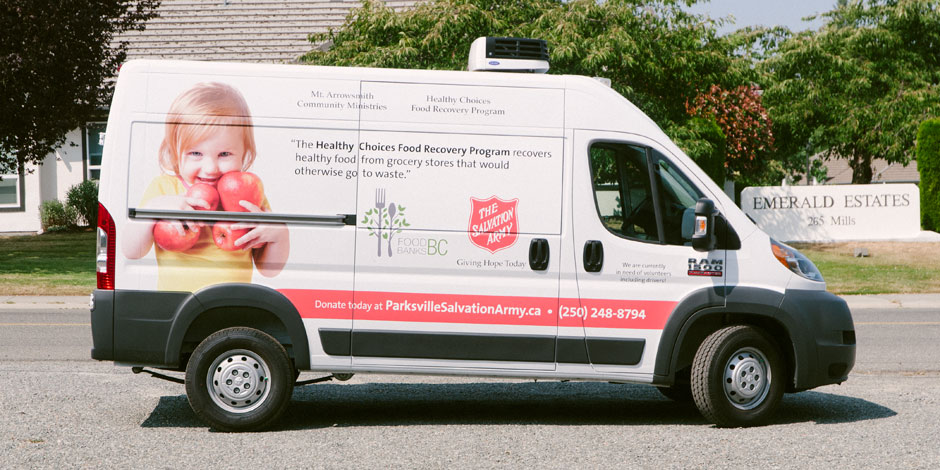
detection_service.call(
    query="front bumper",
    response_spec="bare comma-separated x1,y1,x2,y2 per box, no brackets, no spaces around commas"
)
782,289,856,390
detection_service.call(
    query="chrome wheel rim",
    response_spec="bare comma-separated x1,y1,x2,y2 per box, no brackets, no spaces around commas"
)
207,349,271,414
723,347,771,410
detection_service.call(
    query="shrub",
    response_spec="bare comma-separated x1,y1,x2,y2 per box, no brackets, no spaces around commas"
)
686,85,775,185
66,179,99,227
917,119,940,232
40,199,78,232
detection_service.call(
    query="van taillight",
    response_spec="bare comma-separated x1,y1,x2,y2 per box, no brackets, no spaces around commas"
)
96,203,116,290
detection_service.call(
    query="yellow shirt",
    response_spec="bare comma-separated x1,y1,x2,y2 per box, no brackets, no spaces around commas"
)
142,175,269,292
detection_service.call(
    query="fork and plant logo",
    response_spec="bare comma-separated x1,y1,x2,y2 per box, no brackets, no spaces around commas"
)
362,188,410,257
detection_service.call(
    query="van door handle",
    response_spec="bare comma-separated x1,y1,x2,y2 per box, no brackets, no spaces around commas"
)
583,240,604,273
529,238,550,271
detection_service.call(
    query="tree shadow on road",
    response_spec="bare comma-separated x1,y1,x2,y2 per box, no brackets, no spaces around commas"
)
141,380,895,430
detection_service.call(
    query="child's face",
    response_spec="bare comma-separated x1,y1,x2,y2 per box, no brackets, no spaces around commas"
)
179,126,246,186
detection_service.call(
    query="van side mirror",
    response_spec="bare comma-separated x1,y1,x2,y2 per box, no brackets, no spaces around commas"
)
692,198,717,252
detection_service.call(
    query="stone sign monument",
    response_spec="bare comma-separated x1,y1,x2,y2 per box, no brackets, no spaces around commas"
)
741,184,920,241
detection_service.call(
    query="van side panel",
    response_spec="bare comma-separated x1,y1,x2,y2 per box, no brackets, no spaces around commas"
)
347,81,566,370
111,72,362,370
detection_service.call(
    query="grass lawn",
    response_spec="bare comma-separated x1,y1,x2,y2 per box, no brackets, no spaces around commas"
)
792,242,940,295
0,230,96,296
1,232,938,296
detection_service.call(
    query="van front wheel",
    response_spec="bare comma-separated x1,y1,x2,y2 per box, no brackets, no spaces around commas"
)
185,327,293,432
691,325,784,427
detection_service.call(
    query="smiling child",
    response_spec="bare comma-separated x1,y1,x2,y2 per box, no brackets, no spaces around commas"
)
122,82,289,291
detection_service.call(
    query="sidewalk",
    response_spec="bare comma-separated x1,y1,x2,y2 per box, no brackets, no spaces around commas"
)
840,293,940,310
0,295,90,310
2,293,938,311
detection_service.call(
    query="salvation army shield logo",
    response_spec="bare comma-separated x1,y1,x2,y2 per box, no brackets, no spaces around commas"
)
468,196,519,253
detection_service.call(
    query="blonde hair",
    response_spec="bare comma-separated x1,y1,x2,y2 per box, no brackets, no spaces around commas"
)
159,82,257,175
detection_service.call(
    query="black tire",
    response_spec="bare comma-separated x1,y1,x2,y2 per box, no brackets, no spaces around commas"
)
690,325,784,427
656,383,693,402
657,368,692,402
185,327,294,432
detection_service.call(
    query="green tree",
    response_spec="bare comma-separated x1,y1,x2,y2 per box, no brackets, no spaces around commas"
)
761,0,940,184
0,0,159,175
668,117,727,186
302,0,754,156
917,119,940,231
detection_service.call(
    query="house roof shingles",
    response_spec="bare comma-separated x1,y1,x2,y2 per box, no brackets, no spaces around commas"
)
821,157,920,185
116,0,418,64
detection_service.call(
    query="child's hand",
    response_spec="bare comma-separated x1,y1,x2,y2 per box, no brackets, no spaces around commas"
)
230,200,288,250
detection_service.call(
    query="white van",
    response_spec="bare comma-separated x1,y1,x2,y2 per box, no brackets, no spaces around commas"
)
90,37,855,430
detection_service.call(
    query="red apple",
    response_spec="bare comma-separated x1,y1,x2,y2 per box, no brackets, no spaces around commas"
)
186,183,220,211
217,172,264,212
212,222,251,251
153,220,201,252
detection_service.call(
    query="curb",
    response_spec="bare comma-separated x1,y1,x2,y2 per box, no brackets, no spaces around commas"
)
842,294,940,310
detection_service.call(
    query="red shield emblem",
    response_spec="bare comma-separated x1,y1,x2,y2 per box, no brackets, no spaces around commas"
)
468,196,519,253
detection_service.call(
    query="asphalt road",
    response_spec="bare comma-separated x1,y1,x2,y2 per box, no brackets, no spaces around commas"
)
1,307,938,468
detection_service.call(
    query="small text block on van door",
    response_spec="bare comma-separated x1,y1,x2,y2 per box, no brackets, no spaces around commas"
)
359,82,564,129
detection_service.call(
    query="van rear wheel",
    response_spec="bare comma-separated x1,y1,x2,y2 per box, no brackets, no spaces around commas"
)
185,327,293,432
690,325,784,427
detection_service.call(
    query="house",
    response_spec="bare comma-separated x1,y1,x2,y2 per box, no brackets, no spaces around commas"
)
1,0,417,234
819,157,920,185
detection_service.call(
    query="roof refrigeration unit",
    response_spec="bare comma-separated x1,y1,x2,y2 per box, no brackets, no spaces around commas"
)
467,37,550,73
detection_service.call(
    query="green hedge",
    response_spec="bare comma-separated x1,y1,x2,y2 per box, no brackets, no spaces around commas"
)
40,200,78,232
917,119,940,232
66,179,98,227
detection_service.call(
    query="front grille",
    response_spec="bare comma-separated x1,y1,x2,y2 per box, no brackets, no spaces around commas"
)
487,37,549,61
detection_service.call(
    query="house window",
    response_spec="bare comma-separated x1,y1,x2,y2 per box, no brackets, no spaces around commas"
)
85,122,106,180
0,171,25,212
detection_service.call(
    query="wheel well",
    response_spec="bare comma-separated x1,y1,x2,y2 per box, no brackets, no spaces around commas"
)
673,312,796,390
178,307,294,371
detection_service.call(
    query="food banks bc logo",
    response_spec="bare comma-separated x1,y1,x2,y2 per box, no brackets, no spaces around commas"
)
362,188,409,257
468,196,518,254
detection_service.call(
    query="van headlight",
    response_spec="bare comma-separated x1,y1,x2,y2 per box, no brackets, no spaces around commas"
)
770,239,824,282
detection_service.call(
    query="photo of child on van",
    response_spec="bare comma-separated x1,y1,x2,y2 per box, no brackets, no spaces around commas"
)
122,82,290,292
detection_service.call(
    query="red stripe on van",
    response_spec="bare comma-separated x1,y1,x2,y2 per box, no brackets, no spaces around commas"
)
279,289,354,319
280,289,675,330
354,290,557,327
